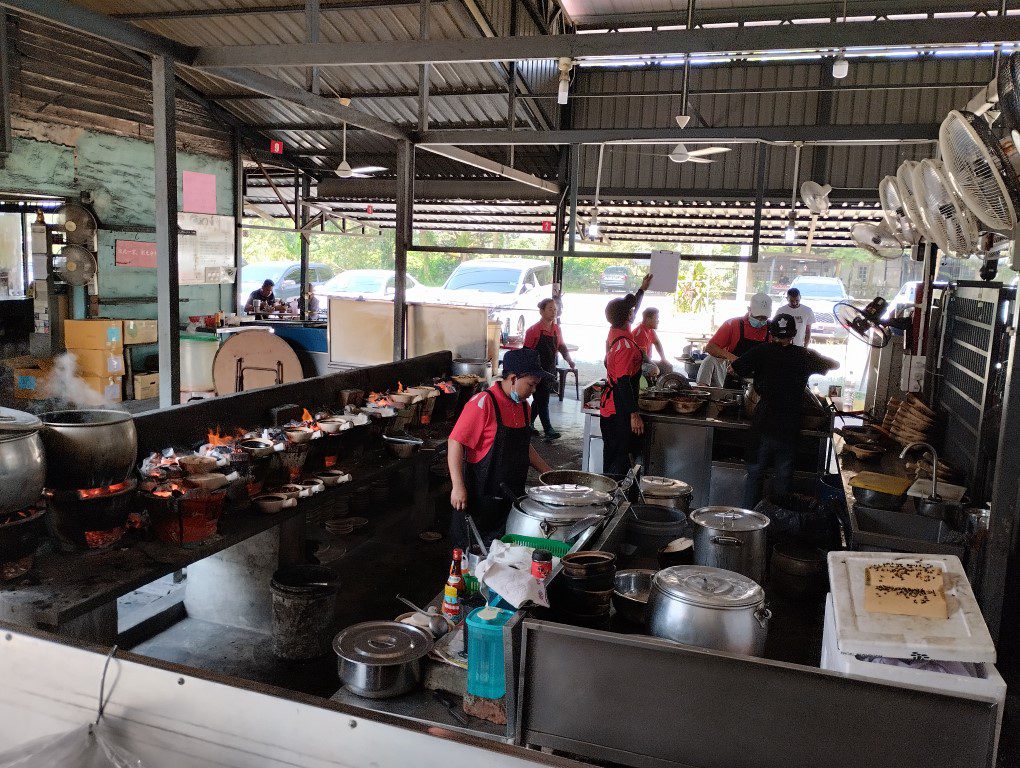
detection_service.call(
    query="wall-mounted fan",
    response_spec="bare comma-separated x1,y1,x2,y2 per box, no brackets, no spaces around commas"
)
800,181,831,251
850,221,905,259
938,109,1020,232
915,158,981,260
878,175,917,245
835,297,899,348
335,122,386,178
996,51,1020,131
54,202,97,246
895,160,932,242
54,244,97,286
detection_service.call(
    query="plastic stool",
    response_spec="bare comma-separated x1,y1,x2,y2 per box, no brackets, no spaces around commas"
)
557,366,580,402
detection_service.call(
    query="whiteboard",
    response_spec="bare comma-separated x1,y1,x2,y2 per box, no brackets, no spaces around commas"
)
407,302,489,359
327,297,395,367
177,212,235,285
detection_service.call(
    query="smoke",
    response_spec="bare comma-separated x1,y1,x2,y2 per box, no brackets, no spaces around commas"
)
43,353,126,410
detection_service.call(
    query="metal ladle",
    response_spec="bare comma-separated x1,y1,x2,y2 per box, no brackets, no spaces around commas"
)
397,595,453,637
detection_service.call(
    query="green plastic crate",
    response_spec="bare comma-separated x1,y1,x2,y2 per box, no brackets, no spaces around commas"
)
499,534,571,559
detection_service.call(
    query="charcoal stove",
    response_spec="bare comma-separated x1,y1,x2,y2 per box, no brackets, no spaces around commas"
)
0,507,47,580
44,478,138,552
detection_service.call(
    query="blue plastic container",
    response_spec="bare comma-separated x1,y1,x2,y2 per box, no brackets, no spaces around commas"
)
466,606,514,699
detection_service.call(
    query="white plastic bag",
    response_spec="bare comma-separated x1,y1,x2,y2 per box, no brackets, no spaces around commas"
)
0,723,146,768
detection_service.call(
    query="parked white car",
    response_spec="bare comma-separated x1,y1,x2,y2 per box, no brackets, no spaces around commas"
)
439,258,554,337
314,269,434,304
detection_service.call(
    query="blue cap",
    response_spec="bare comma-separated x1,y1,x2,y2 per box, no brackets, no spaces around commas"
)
502,348,555,382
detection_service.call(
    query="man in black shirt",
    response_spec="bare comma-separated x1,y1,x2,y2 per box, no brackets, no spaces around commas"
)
731,313,838,508
245,279,276,319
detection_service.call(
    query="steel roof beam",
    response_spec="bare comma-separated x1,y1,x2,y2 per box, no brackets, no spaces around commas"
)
416,124,939,145
192,17,1020,67
114,0,445,21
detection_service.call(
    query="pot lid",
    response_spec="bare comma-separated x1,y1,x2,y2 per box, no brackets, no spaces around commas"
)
689,506,769,531
640,476,693,498
333,621,434,664
653,566,764,608
0,407,42,434
516,497,608,521
526,484,611,506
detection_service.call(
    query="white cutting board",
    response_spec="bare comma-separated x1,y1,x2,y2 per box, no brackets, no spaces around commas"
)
827,551,995,663
907,478,967,503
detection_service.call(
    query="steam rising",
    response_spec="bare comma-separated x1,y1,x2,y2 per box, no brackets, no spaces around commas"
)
45,353,126,411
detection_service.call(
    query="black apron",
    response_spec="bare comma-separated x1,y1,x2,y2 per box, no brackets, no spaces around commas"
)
725,320,770,388
458,389,532,545
534,327,559,394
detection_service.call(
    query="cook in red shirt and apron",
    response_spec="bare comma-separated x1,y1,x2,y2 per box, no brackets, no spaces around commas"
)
523,297,576,440
697,292,773,388
600,275,653,477
447,348,554,549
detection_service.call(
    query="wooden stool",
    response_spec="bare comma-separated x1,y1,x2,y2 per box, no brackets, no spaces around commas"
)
556,366,580,402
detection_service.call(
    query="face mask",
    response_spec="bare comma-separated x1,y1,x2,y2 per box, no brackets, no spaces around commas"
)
748,317,767,329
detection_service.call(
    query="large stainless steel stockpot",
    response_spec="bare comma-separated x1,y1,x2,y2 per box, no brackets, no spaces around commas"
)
689,506,770,586
38,409,137,489
333,621,434,699
647,565,771,656
0,408,45,516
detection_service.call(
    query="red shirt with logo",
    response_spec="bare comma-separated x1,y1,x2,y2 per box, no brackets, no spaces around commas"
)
709,315,769,353
632,323,659,356
523,321,564,350
601,327,643,417
449,384,529,463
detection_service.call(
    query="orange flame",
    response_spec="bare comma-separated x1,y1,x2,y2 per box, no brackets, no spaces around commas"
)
207,427,234,447
367,391,395,407
301,408,314,423
397,381,405,392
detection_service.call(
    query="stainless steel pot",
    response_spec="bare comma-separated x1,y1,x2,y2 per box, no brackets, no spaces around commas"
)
639,476,693,513
333,621,434,699
38,409,137,489
505,496,611,542
0,408,45,516
689,506,770,586
541,470,618,495
452,357,491,378
647,565,771,656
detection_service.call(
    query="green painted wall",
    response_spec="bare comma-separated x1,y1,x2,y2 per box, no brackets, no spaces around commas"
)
0,131,233,323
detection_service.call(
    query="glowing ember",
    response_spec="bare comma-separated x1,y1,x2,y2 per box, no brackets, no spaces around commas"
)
77,481,132,501
367,391,395,407
436,381,456,394
206,427,234,447
84,527,125,549
324,455,338,468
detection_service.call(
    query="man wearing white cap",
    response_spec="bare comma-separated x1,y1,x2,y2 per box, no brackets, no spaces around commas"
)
696,292,773,387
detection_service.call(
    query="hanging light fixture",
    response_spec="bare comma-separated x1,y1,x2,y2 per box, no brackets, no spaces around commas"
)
586,212,600,239
832,0,850,79
586,143,606,240
784,211,797,243
785,143,803,244
557,58,572,105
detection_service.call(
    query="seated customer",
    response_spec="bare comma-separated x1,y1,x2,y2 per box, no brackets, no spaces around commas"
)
633,307,672,382
731,313,838,508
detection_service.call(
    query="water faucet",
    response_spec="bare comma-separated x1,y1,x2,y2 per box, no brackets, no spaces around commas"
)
899,441,940,500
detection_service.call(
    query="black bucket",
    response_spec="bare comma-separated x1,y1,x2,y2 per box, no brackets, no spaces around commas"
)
626,504,690,555
270,565,340,659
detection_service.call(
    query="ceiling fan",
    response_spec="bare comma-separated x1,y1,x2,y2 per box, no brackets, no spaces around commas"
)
799,181,832,251
335,122,386,179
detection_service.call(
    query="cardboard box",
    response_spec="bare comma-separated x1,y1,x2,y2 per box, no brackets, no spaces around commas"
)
81,374,123,403
133,372,159,400
124,319,157,345
64,319,123,351
6,356,53,400
70,348,125,377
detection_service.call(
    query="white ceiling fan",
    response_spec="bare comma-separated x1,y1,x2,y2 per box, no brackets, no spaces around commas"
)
799,180,832,252
335,122,386,179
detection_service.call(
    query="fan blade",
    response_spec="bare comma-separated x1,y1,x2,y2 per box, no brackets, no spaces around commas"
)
686,157,716,164
350,166,386,174
686,147,731,157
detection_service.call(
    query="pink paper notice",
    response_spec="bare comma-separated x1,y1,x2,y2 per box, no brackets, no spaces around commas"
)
182,171,217,214
115,240,157,268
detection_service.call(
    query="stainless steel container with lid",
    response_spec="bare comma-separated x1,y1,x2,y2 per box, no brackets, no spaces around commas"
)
452,357,492,379
639,476,693,513
333,620,435,699
0,407,45,516
689,506,770,585
38,409,137,490
505,495,611,542
525,484,612,507
647,565,771,656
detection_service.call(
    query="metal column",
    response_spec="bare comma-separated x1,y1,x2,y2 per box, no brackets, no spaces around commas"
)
298,172,309,320
566,143,579,255
417,0,430,132
0,11,13,162
393,140,414,360
231,129,243,313
152,54,180,407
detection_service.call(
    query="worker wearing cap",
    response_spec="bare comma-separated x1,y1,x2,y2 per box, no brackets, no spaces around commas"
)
633,307,672,382
775,287,815,347
448,347,554,548
731,313,838,508
697,292,773,388
600,274,654,477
